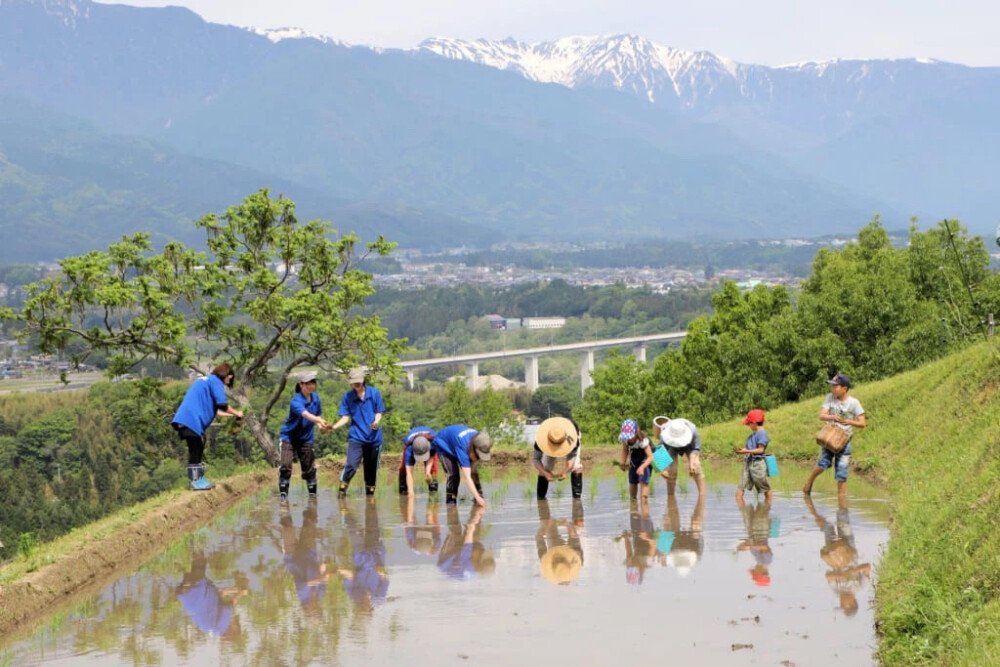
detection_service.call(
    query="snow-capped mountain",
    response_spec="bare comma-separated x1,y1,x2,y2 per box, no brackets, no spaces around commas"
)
418,34,992,117
420,34,745,106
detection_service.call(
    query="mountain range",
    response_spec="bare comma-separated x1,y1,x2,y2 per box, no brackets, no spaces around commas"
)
0,0,997,263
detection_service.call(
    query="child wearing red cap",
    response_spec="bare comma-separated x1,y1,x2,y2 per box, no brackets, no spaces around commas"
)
735,408,771,505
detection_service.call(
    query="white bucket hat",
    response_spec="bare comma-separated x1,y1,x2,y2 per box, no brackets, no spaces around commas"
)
661,419,694,448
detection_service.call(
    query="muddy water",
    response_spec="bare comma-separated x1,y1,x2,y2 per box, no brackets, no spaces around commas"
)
1,461,888,666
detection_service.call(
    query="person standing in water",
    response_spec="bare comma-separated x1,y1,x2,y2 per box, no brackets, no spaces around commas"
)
331,367,385,498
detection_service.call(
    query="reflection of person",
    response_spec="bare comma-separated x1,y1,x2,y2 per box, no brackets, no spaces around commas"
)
535,499,584,585
662,493,705,578
400,494,442,556
804,495,872,617
735,409,772,505
279,370,332,500
656,416,705,496
398,426,439,497
438,504,495,580
281,497,330,614
175,549,247,638
434,424,491,507
337,499,389,611
804,373,866,500
619,419,653,502
622,500,657,585
171,363,243,490
735,495,773,587
332,367,385,498
533,417,583,500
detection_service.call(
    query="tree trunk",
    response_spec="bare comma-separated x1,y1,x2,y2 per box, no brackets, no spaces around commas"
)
245,413,279,466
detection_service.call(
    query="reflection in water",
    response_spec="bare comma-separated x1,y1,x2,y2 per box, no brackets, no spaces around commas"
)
805,495,873,616
280,497,330,615
2,464,891,666
662,493,705,578
337,499,389,617
621,500,657,585
536,499,584,585
176,549,248,639
438,504,495,580
400,495,442,557
736,497,774,587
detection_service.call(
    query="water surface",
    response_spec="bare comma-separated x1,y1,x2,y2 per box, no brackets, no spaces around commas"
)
1,461,888,665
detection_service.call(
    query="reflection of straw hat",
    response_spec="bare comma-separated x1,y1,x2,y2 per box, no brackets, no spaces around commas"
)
540,545,583,585
536,417,578,458
821,541,857,569
666,548,699,577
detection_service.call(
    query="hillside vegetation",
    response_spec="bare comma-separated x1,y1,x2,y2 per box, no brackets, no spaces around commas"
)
701,341,1000,665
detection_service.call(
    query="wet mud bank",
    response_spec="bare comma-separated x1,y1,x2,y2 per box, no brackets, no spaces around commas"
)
0,471,270,637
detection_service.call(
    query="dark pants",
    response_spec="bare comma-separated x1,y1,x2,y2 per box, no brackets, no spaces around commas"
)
341,440,382,488
398,453,440,493
279,440,317,492
537,472,583,499
440,454,482,504
172,423,205,465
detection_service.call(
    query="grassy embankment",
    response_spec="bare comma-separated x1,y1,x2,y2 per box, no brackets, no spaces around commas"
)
701,340,1000,665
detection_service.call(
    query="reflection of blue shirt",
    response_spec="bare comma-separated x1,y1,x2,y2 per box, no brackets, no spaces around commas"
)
284,550,327,606
343,546,389,606
404,426,437,466
435,425,478,467
339,386,385,445
438,543,476,580
172,375,228,436
177,579,232,635
280,392,322,444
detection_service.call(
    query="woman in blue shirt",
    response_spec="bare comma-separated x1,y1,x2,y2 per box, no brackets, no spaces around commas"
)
331,368,385,498
171,363,243,490
278,370,331,500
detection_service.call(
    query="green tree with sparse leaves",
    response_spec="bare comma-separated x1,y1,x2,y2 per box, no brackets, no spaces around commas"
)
3,190,405,465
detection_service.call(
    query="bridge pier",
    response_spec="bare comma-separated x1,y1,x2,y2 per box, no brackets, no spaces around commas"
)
406,369,415,390
580,349,594,396
524,356,539,392
634,344,647,363
465,362,479,390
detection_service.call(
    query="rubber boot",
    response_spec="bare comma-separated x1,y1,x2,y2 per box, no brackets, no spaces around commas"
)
338,481,349,499
365,485,376,497
279,475,290,501
198,463,215,490
306,477,318,496
536,475,549,500
428,479,439,493
571,472,583,499
187,465,199,490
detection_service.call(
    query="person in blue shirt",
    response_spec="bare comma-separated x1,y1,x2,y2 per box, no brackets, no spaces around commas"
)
171,363,244,490
278,370,331,501
398,426,439,497
433,424,491,507
331,368,386,498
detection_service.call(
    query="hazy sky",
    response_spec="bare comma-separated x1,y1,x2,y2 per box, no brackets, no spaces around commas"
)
100,1,998,67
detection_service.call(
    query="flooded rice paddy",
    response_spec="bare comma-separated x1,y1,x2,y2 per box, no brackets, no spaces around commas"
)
1,460,889,665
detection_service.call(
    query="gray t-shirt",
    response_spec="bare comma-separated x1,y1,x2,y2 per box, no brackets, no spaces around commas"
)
822,394,865,438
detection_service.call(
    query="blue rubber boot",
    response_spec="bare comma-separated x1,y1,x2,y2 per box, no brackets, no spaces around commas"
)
191,463,214,491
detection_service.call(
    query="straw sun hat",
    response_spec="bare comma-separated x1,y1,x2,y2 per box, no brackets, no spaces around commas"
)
540,545,583,585
535,417,578,458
